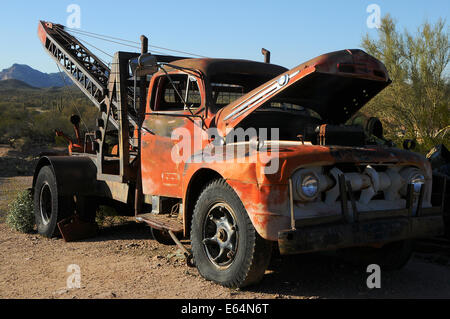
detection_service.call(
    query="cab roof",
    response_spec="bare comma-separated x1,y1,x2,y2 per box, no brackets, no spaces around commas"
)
164,58,288,79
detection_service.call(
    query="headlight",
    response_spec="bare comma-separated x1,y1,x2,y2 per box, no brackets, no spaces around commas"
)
292,169,320,201
400,167,425,196
410,173,425,193
301,175,319,198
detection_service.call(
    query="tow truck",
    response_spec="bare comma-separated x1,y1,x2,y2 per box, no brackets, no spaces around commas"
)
33,21,446,288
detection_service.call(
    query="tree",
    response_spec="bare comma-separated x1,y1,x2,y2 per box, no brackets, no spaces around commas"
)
361,15,449,153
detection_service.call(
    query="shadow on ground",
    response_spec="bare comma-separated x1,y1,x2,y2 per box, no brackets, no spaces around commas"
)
78,222,450,298
245,250,450,298
72,221,155,243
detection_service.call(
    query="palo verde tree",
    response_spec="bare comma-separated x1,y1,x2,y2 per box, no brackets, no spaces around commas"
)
361,15,449,153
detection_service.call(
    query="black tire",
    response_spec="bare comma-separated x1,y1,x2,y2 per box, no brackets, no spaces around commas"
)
190,179,272,288
33,166,71,238
338,240,413,270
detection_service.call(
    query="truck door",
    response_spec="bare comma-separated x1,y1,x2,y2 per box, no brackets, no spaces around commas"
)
141,72,206,198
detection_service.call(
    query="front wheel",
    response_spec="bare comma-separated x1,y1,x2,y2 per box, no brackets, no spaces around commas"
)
190,179,272,288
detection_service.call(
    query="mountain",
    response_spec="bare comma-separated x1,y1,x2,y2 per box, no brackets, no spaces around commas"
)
0,64,72,88
0,79,38,90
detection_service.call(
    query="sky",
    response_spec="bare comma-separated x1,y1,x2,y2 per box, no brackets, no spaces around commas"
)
0,0,448,73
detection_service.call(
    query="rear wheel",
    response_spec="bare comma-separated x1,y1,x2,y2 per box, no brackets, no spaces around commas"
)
34,166,71,238
190,179,272,288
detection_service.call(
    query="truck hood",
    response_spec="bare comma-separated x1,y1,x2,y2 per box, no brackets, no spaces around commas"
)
214,49,391,135
260,143,431,180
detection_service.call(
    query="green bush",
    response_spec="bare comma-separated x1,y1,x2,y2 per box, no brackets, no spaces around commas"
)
6,190,35,233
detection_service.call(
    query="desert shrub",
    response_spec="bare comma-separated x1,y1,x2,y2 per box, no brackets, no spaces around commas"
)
6,190,35,233
361,15,449,154
96,205,127,227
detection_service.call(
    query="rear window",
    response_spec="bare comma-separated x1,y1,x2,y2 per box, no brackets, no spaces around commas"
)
211,83,245,108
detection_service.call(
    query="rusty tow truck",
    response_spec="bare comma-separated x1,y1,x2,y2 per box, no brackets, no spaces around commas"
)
33,21,446,288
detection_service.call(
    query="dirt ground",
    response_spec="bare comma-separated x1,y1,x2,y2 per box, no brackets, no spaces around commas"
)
1,145,450,299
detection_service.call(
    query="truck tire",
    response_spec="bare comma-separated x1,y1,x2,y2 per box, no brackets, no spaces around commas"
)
33,166,71,238
190,179,272,288
338,239,413,270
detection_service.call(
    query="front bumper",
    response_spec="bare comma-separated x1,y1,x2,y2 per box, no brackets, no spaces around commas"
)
278,213,444,255
278,176,447,255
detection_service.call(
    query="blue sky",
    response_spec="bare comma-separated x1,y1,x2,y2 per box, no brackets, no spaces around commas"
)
0,0,448,73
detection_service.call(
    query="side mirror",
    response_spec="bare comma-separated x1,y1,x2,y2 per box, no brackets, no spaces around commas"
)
129,53,158,76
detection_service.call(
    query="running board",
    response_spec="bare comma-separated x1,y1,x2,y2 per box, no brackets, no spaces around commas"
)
136,213,183,233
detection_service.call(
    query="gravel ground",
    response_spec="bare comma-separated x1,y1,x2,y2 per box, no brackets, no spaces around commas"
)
0,220,449,299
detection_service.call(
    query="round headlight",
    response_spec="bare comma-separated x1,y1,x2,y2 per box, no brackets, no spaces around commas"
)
301,175,319,198
400,167,426,196
410,173,425,193
292,169,321,201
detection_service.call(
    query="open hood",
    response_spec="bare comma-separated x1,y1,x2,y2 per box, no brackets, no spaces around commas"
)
214,49,391,135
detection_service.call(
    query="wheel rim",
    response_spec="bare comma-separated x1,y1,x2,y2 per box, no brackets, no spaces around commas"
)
202,202,238,269
39,183,52,226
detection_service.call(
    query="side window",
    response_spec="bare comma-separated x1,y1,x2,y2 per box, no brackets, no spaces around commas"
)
152,74,201,111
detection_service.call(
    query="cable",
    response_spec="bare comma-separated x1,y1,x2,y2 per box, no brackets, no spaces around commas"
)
67,29,141,50
65,26,208,58
65,27,140,45
67,29,179,57
76,36,114,59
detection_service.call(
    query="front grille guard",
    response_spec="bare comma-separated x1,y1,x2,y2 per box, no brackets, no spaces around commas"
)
289,174,447,230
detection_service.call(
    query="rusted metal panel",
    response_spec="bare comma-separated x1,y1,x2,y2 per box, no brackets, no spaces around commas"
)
226,179,290,241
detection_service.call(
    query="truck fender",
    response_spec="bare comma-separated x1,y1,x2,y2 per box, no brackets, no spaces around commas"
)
32,156,99,197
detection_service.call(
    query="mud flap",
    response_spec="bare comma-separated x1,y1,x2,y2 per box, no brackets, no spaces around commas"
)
57,215,98,242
